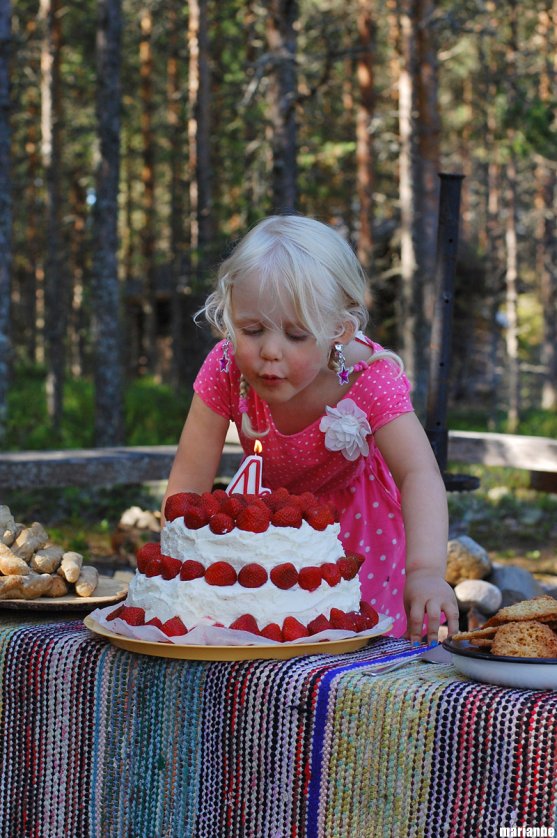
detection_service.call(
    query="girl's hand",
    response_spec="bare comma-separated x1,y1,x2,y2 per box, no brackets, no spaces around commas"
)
404,569,459,645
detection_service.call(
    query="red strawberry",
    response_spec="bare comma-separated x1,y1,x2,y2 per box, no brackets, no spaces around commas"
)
320,563,342,587
271,505,303,528
183,505,210,529
164,492,200,521
307,614,332,635
270,562,298,590
273,487,291,502
204,561,237,586
220,496,245,518
120,606,145,626
237,563,268,588
161,616,187,637
329,608,352,631
160,554,182,580
260,623,283,642
106,604,125,621
145,616,164,629
305,506,335,530
262,493,281,512
348,552,365,569
179,560,205,581
229,614,260,635
144,556,162,577
236,504,271,533
337,556,359,580
290,491,319,514
209,513,235,534
298,566,322,592
345,611,362,632
282,616,309,641
212,489,229,504
349,612,368,633
360,600,379,628
201,492,222,517
136,542,161,573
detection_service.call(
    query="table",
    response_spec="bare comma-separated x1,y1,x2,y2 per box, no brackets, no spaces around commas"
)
1,614,556,838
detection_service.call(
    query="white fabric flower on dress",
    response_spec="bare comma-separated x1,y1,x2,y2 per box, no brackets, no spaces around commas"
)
319,398,371,461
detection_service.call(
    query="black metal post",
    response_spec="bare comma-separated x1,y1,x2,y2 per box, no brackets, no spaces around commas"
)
426,172,479,492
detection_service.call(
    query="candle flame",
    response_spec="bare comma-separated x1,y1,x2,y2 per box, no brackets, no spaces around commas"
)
254,440,262,454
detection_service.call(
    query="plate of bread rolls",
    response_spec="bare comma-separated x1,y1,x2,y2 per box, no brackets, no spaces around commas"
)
0,506,127,611
443,596,557,690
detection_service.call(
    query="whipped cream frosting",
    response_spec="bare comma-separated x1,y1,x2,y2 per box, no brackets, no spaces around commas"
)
161,517,344,571
127,517,362,629
127,572,361,627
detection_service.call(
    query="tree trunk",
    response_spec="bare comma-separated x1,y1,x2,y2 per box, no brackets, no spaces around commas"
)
39,0,67,428
92,0,124,446
397,1,441,415
0,0,11,442
537,4,557,409
504,158,520,432
23,92,40,364
167,0,187,388
68,175,87,377
139,6,156,374
183,0,214,389
265,0,298,213
415,0,440,324
355,0,375,275
188,0,213,284
503,1,520,432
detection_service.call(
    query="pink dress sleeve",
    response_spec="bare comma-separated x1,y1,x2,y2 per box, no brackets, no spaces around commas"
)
193,340,238,420
352,352,414,433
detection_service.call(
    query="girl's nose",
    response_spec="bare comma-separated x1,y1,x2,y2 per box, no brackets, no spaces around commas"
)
260,333,282,361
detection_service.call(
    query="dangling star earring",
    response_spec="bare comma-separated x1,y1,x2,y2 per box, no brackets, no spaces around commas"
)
219,338,231,373
335,343,351,385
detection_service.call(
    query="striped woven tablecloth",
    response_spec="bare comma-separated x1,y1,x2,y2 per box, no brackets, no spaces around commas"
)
0,616,556,838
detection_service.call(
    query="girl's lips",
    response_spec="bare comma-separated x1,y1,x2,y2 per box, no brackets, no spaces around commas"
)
259,374,285,386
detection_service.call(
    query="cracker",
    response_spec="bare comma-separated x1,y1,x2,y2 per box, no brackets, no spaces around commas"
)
491,620,557,659
483,595,557,627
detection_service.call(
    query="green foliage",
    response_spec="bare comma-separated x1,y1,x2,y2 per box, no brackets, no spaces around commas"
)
448,408,557,438
124,377,190,445
447,464,557,553
5,366,191,451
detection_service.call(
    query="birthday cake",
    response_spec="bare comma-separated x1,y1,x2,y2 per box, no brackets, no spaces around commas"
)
108,488,379,642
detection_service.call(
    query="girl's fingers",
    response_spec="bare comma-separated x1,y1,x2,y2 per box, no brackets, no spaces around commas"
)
442,598,460,637
407,600,426,644
425,601,441,645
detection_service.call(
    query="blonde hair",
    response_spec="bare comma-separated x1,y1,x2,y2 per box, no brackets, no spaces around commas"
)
198,215,401,436
201,215,370,347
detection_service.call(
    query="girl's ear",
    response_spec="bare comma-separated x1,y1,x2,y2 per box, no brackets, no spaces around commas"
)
336,320,357,345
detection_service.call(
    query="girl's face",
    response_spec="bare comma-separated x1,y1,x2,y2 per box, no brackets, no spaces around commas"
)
229,274,330,406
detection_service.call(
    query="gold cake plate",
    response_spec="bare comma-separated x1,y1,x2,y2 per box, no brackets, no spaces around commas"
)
84,613,392,661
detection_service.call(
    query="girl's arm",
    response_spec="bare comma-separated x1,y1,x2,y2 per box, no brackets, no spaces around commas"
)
374,412,459,644
161,394,230,521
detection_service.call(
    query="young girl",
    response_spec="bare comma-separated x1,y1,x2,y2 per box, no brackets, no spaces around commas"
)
163,215,459,643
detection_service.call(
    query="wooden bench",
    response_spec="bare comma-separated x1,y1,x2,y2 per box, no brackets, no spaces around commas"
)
1,428,556,492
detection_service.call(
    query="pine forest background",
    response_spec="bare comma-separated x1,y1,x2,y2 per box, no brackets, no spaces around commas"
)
0,0,556,453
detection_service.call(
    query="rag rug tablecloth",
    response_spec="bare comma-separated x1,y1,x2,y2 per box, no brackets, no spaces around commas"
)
0,617,556,838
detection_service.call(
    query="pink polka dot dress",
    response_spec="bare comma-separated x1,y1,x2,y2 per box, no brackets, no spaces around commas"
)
194,337,414,637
